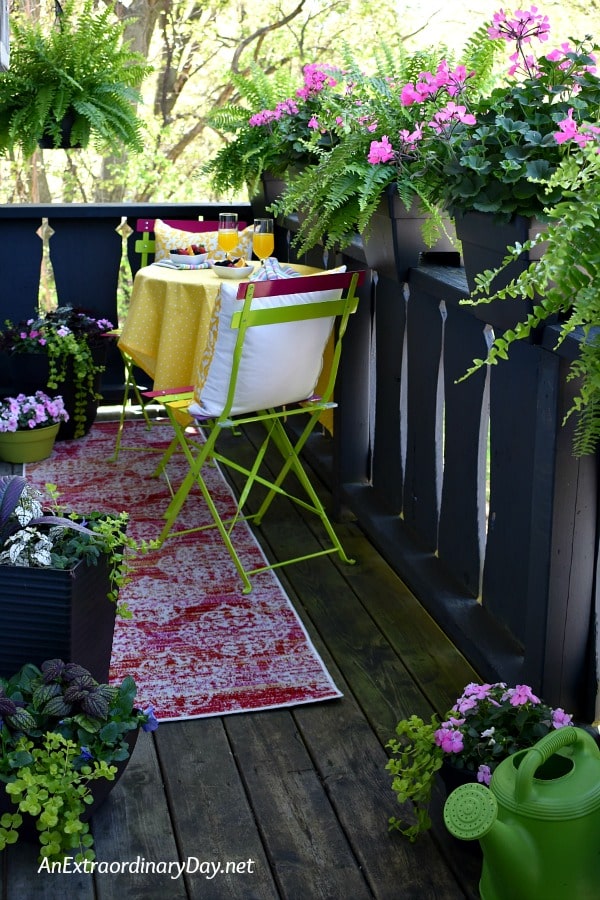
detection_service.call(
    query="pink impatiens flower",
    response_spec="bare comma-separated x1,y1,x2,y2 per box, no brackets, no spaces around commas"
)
434,727,464,754
504,684,541,706
552,708,573,728
477,765,492,785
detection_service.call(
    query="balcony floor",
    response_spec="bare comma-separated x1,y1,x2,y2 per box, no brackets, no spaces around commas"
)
1,413,482,900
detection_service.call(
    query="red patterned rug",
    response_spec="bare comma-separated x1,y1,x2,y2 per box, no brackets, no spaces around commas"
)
25,420,342,721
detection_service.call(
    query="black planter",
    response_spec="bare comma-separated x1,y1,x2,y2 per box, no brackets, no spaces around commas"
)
250,171,288,219
5,344,105,440
454,211,545,333
362,187,459,282
0,555,116,683
38,111,82,150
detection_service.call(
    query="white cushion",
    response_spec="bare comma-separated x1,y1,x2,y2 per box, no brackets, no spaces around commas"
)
153,219,254,261
191,267,347,417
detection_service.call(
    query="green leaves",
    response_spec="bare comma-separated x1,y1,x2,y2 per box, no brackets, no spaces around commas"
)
0,1,151,156
385,714,444,841
461,144,600,455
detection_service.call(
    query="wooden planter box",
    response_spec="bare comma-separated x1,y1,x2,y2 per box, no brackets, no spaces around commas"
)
0,555,116,683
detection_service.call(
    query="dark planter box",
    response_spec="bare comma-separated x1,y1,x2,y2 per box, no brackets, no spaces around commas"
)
0,555,116,682
362,188,459,282
454,211,545,333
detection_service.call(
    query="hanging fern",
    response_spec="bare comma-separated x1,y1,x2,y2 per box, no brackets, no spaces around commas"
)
0,1,151,157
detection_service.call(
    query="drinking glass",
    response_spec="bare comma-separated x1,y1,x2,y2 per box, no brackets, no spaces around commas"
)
252,218,275,262
218,212,238,257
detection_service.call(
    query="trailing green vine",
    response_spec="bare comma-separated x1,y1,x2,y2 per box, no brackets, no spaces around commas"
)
460,147,600,456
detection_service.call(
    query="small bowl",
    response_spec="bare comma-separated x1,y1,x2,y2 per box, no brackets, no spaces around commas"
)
211,262,254,280
169,251,208,265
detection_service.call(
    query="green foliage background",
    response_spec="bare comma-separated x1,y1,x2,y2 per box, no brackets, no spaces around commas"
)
1,0,597,205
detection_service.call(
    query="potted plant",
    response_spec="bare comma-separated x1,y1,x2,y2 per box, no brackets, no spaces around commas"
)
386,681,573,841
269,36,497,268
460,136,600,457
398,7,600,299
0,658,158,863
0,391,69,463
0,305,115,440
0,1,151,157
0,474,154,681
203,60,344,204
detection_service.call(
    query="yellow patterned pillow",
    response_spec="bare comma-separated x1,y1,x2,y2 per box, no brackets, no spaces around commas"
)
153,219,253,261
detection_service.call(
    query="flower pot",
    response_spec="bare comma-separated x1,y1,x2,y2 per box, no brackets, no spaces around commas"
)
0,423,59,463
250,170,288,219
454,211,545,332
362,188,459,282
0,555,116,682
0,726,139,844
6,344,105,440
38,110,82,150
439,758,480,795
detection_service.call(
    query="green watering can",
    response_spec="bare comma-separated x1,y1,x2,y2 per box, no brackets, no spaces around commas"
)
443,726,600,900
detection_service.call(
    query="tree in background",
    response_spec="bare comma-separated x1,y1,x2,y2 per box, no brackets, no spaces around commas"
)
0,0,443,202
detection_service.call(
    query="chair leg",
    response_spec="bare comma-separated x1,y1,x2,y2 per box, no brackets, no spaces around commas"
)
111,351,154,462
253,415,355,566
154,416,253,592
154,407,354,593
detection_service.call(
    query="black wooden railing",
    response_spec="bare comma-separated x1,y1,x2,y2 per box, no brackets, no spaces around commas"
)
0,201,597,720
280,212,599,722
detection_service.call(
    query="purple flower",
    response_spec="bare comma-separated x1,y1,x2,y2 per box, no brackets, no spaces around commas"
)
142,705,159,732
504,684,540,706
552,708,573,728
434,726,464,754
477,765,492,785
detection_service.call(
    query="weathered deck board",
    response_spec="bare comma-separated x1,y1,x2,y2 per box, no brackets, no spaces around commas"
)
1,419,481,899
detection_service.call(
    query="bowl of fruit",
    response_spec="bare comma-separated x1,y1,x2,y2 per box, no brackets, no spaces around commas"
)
210,258,254,279
169,244,208,265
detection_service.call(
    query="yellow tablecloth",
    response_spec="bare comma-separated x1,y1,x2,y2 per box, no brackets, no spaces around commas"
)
119,264,226,391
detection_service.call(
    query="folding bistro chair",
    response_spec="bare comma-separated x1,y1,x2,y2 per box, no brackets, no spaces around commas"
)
146,268,366,593
112,217,249,461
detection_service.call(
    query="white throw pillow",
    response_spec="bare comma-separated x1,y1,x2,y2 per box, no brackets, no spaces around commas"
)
191,268,347,417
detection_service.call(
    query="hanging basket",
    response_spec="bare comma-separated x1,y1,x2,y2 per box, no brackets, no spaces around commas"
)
0,423,59,463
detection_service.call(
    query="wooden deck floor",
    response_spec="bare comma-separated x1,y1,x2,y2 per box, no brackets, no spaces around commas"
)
1,415,483,899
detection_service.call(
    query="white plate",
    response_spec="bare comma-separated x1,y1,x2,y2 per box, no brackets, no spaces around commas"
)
211,263,254,280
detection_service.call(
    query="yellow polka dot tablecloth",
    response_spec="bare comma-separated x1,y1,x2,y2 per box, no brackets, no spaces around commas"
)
119,264,225,391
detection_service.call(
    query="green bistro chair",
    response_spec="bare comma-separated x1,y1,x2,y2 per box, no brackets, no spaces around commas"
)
144,268,366,593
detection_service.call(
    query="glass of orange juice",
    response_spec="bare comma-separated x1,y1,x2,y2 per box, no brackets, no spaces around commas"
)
218,212,238,257
252,218,275,263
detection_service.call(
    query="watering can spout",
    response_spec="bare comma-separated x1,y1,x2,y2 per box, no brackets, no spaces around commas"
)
444,783,536,899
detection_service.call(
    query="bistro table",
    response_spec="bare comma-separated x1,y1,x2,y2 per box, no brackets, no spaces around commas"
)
118,261,324,393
